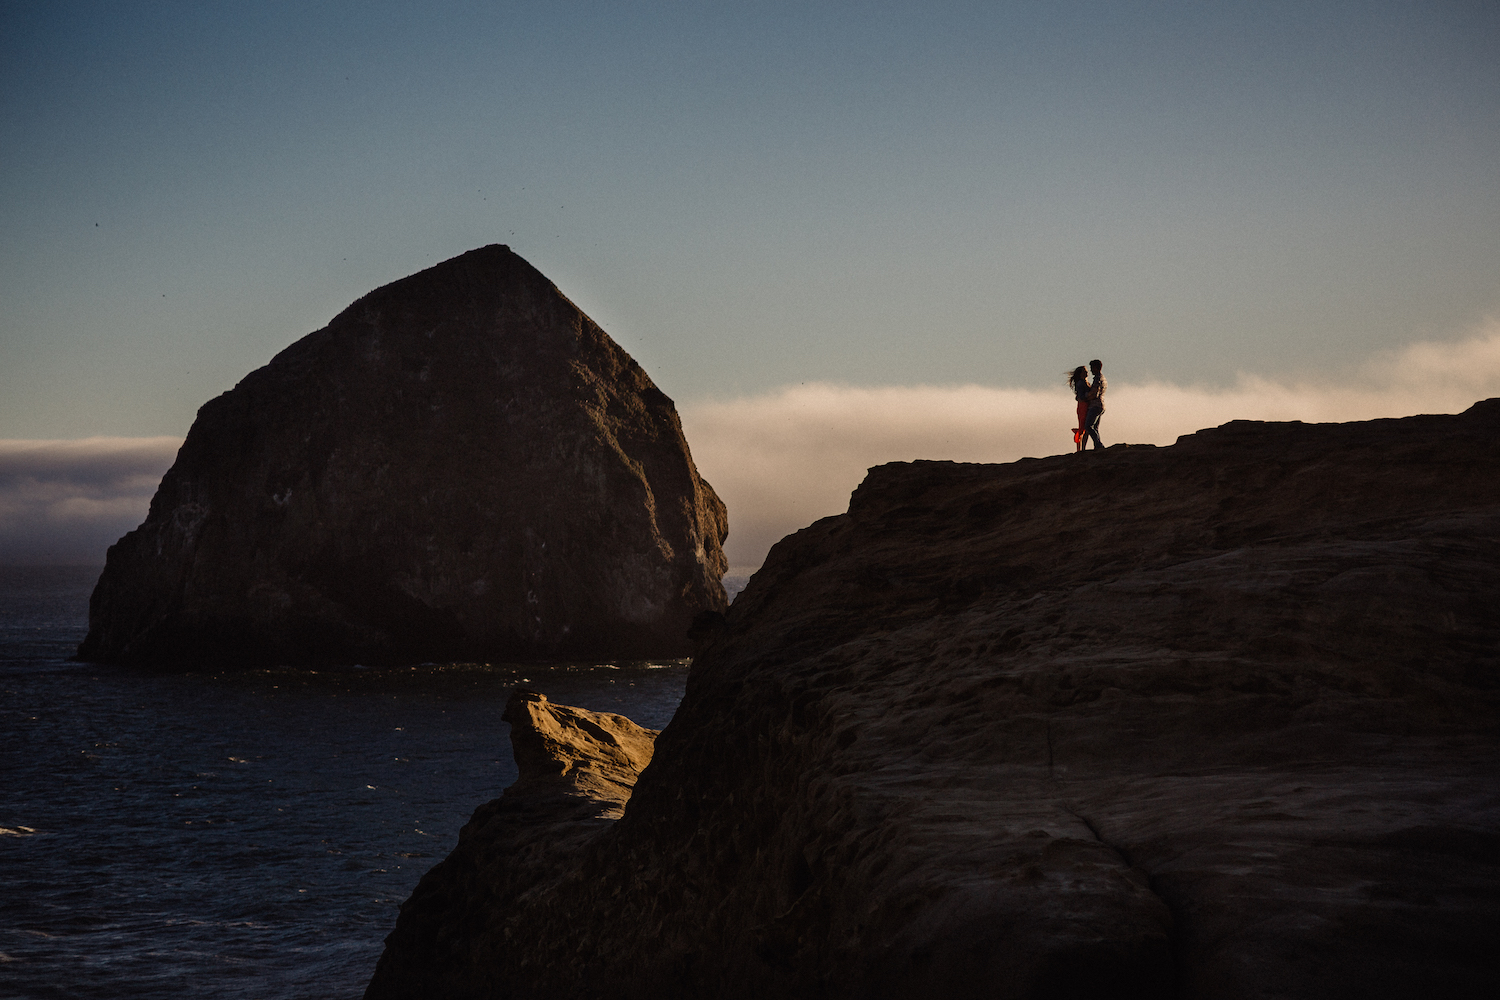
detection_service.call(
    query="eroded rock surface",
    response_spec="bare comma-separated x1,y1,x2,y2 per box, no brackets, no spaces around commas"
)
368,401,1500,999
366,690,657,1000
79,245,727,666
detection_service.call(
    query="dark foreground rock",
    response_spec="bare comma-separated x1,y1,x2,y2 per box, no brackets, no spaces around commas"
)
79,245,727,667
366,401,1500,999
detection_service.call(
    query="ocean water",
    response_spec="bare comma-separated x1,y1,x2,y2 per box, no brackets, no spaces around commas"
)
1,568,744,999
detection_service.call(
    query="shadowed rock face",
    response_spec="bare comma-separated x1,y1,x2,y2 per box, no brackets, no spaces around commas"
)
366,401,1500,999
78,245,728,667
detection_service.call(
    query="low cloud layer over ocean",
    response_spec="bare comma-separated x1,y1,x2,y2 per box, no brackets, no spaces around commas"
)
0,437,180,564
3,326,1496,568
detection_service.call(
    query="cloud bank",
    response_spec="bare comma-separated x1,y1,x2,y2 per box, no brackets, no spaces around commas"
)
0,437,180,564
3,326,1496,568
682,325,1500,569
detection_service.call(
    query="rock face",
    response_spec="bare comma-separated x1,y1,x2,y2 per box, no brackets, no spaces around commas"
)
366,690,658,999
366,401,1500,999
78,245,728,666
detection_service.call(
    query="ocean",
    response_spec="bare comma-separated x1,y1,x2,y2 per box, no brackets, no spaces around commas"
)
0,567,745,999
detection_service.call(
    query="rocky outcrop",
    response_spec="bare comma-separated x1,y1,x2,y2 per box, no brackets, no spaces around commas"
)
366,690,658,999
78,245,727,667
367,400,1500,999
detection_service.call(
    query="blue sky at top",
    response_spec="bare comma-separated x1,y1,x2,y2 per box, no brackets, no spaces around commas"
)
2,0,1498,438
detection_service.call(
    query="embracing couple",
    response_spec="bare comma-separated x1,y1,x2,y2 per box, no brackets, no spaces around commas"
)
1068,359,1106,453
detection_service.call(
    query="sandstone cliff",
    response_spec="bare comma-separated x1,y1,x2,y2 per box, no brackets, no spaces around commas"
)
367,401,1500,999
367,690,658,998
78,245,727,666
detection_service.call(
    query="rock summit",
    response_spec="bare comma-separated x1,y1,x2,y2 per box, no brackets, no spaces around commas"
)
79,245,728,666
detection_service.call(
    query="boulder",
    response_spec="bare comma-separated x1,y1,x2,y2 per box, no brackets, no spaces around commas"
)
78,245,728,667
367,401,1500,999
366,690,658,1000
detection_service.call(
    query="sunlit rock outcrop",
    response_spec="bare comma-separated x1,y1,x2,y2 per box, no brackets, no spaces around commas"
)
366,689,657,999
369,400,1500,999
79,245,728,666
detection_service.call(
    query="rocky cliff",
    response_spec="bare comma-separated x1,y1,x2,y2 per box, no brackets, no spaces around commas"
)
367,401,1500,999
79,245,727,666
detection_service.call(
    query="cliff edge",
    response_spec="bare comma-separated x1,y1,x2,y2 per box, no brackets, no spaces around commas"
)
78,245,727,667
368,401,1500,999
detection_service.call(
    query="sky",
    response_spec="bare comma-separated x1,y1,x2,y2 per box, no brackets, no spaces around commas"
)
2,1,1498,567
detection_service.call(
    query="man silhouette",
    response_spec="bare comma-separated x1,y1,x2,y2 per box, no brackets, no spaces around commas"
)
1082,359,1106,451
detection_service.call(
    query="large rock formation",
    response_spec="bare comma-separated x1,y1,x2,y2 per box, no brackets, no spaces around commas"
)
366,401,1500,999
78,246,728,667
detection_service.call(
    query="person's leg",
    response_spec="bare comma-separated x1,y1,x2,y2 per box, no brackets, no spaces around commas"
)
1084,407,1104,450
1075,402,1087,451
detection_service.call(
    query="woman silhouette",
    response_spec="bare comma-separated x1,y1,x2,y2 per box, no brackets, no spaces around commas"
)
1067,366,1090,452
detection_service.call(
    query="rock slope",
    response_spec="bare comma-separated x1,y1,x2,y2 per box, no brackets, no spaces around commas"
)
79,245,727,666
366,401,1500,999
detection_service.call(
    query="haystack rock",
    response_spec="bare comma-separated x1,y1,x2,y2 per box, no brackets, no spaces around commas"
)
78,245,728,667
366,401,1500,999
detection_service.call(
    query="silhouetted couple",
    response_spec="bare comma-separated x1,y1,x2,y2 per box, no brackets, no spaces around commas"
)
1068,360,1106,452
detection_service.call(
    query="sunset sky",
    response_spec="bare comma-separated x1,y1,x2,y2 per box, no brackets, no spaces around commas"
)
2,1,1498,566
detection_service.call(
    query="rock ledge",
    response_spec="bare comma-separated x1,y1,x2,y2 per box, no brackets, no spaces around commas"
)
366,690,658,1000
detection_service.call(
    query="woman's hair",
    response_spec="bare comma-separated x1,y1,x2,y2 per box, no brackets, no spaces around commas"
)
1067,366,1088,390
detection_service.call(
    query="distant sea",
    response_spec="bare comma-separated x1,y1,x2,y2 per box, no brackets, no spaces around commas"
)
0,567,749,999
